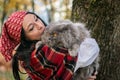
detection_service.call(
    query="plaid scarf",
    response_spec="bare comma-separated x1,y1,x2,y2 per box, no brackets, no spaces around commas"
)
21,45,77,80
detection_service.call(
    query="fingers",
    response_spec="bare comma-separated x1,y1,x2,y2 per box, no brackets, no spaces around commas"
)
94,71,98,75
87,76,96,80
87,71,98,80
88,75,96,79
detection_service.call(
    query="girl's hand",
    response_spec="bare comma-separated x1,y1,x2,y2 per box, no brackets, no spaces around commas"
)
87,71,98,80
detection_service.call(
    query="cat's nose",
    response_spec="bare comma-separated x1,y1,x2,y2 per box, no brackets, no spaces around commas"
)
49,37,52,40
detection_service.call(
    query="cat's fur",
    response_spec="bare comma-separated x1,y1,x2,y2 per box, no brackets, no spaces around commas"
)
36,20,99,80
37,20,90,56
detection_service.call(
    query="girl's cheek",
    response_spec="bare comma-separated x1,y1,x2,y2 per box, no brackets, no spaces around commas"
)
33,32,42,40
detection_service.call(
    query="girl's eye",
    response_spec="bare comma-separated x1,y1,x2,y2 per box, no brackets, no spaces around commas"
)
35,17,38,22
29,25,34,31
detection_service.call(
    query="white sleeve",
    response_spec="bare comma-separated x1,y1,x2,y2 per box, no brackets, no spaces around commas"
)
74,38,100,72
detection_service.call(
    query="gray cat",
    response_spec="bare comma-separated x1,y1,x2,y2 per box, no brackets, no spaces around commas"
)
36,20,99,80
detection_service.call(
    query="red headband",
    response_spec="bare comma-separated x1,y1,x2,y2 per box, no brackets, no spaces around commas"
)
0,11,27,62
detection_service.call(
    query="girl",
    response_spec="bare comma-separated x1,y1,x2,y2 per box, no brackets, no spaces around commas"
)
0,11,98,80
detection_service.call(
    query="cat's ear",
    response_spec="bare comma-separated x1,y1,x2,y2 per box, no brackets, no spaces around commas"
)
59,23,71,32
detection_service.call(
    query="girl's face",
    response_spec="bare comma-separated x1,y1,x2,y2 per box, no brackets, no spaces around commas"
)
22,14,45,41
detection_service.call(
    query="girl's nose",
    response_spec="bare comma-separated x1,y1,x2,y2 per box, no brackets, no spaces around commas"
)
35,22,42,30
37,25,42,30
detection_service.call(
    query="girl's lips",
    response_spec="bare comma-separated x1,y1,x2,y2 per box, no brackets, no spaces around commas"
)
41,28,45,35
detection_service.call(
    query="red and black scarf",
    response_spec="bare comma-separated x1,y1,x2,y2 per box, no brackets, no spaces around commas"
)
21,45,77,80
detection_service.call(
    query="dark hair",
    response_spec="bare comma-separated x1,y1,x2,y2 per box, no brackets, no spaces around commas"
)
12,12,47,80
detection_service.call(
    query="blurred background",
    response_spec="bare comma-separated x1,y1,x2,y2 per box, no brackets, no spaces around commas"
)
1,0,119,80
0,0,73,33
0,0,73,80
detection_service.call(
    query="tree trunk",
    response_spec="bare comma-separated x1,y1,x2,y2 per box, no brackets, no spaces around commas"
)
49,0,55,22
31,0,35,12
1,0,7,24
71,0,120,80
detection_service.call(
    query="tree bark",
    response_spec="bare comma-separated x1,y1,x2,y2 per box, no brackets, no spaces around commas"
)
1,0,7,24
31,0,35,12
71,0,120,80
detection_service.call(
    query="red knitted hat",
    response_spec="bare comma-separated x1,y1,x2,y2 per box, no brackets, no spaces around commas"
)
0,11,27,62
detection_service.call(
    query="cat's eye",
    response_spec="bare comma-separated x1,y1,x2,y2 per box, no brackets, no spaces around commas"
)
53,33,57,37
